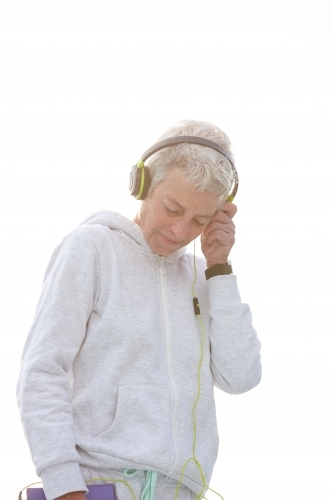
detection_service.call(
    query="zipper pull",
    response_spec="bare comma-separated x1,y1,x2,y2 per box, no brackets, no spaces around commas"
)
159,256,166,275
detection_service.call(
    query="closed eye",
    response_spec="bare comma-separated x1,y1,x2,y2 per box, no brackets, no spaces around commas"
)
165,205,205,226
165,205,181,216
193,219,205,227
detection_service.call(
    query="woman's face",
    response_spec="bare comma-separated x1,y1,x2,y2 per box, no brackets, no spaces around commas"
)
135,166,221,256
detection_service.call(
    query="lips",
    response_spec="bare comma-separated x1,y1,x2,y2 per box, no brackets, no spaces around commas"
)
160,233,181,245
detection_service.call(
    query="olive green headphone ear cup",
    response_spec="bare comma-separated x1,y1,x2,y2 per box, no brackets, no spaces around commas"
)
139,167,151,200
128,165,151,200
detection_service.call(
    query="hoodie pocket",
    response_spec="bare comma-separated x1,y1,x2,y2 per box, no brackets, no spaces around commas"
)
177,389,219,485
90,384,175,471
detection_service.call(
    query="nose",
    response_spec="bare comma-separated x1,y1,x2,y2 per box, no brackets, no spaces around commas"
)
170,219,190,240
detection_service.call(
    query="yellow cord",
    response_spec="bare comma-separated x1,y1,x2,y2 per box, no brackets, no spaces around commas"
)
18,482,42,500
172,239,225,500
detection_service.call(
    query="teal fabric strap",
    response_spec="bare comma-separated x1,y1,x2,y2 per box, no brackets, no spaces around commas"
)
123,469,139,477
141,471,158,500
123,469,158,500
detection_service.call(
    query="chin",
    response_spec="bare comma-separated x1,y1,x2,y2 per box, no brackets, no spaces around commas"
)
148,232,183,256
152,244,172,256
150,241,175,257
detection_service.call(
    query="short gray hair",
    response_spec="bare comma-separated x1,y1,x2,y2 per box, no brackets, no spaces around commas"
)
147,120,238,204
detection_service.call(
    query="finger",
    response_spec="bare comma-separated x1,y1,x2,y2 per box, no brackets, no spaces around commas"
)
205,212,235,231
207,212,235,227
203,228,235,245
219,201,237,219
204,220,235,235
204,223,236,239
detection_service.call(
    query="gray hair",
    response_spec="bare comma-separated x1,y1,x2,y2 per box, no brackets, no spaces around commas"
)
147,120,238,204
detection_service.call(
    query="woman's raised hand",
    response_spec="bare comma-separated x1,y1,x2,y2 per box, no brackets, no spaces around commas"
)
201,201,237,268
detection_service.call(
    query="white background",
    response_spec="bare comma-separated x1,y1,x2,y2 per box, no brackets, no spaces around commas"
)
1,1,332,499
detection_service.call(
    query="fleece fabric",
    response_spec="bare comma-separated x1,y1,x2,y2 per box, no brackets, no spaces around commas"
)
17,211,262,500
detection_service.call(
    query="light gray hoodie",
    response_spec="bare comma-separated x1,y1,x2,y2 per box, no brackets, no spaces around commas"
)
17,211,262,500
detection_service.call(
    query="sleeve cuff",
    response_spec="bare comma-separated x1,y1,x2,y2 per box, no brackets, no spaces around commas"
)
40,461,88,500
205,261,233,280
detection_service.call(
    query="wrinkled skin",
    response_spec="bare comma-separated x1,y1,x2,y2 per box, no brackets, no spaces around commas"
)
201,199,237,267
134,166,237,266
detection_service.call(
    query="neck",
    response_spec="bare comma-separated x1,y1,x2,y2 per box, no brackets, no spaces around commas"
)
133,213,141,226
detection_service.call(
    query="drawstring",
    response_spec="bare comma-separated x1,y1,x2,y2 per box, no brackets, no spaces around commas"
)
141,471,158,500
123,469,158,500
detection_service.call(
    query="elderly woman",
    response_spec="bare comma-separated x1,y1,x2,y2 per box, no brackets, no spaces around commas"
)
17,120,261,500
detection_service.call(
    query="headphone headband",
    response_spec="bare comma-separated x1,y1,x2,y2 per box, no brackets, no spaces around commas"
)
139,135,235,167
129,135,238,201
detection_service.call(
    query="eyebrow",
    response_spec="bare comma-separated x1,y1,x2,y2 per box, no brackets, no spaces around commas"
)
166,197,215,219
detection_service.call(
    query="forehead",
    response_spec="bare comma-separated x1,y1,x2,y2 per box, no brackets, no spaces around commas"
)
155,167,220,215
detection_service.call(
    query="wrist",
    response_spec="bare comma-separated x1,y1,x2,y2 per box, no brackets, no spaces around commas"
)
205,261,233,280
206,260,228,268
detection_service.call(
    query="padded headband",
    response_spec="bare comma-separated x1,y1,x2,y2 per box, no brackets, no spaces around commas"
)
138,136,235,167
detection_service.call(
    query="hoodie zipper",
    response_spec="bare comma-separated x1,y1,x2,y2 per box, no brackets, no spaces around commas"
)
158,256,179,475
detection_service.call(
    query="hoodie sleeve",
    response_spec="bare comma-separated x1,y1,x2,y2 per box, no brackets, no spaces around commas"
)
207,274,262,395
17,227,100,500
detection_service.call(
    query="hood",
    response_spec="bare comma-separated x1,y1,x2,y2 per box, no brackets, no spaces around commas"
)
43,210,188,282
79,210,150,252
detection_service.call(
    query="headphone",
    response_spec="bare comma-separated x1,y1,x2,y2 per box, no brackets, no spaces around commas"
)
128,136,239,201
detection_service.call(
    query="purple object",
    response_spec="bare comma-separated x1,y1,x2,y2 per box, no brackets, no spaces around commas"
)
26,484,116,500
